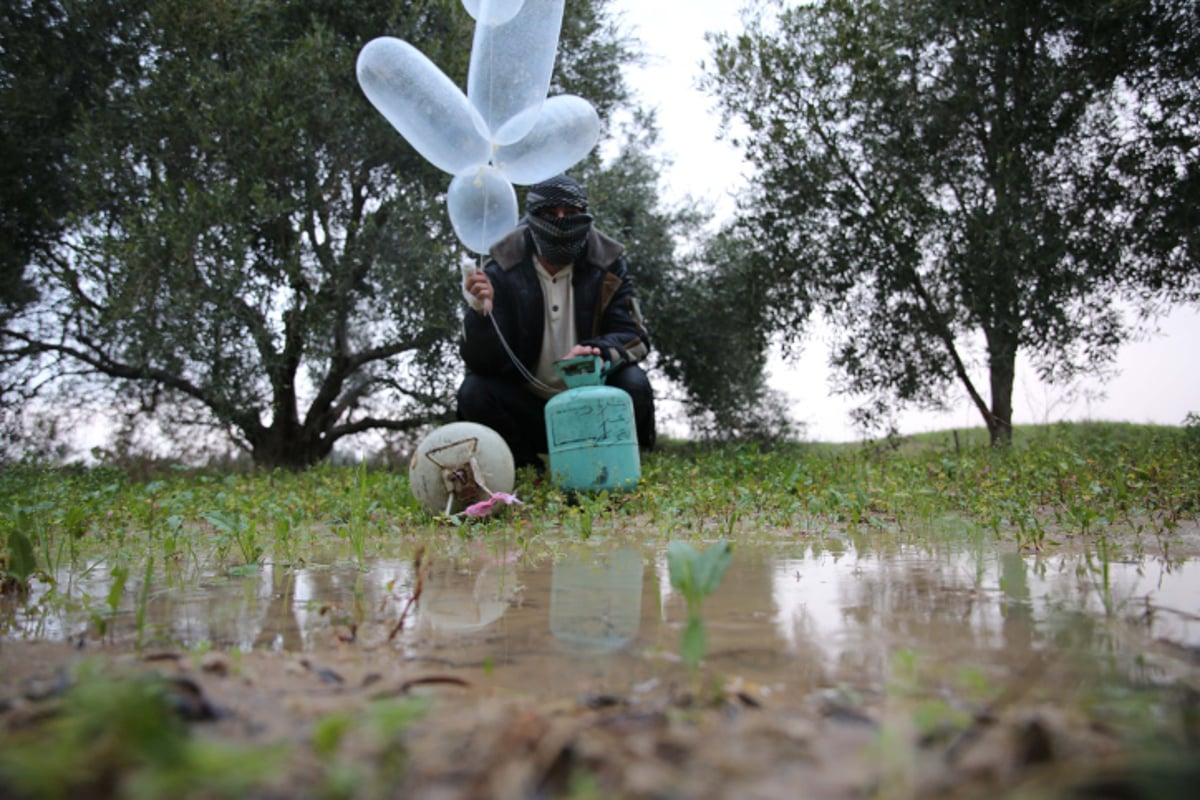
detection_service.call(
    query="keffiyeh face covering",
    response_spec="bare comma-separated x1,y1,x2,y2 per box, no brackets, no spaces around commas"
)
525,175,593,267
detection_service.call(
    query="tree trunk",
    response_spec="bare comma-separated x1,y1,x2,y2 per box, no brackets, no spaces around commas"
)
249,423,334,471
986,333,1017,447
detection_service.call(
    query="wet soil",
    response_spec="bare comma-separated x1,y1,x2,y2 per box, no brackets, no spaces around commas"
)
3,520,1199,799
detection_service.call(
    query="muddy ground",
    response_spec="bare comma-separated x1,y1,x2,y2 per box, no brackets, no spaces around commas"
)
3,523,1199,799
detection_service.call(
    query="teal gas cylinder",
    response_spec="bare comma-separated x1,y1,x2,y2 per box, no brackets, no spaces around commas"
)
545,356,641,492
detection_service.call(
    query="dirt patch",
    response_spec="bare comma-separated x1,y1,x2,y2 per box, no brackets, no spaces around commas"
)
4,640,1184,799
3,524,1199,798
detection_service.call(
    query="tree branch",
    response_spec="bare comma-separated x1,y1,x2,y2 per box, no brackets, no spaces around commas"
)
329,413,441,440
805,99,997,428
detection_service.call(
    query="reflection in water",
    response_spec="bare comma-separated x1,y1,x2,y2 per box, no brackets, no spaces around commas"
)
1000,551,1034,653
769,546,1043,688
550,549,642,654
421,558,518,633
6,533,1198,701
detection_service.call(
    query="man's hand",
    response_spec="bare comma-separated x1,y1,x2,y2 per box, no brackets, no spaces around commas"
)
463,269,493,314
561,344,601,360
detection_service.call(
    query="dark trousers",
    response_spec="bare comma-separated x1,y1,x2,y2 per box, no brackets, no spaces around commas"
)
457,364,656,468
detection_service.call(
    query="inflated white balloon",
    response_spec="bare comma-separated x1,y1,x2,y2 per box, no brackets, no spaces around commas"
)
468,0,565,145
357,37,491,175
446,168,519,254
494,95,601,185
461,0,525,24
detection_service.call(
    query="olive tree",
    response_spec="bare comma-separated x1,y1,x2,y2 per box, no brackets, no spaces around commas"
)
1,0,682,467
1,0,145,317
706,0,1198,444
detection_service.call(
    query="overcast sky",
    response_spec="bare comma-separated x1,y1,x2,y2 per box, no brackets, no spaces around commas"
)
609,0,1199,441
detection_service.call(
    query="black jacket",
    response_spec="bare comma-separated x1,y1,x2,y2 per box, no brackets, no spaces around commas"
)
460,225,650,381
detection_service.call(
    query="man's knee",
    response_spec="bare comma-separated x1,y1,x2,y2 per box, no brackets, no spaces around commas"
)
606,364,656,448
456,374,547,466
457,373,525,428
456,373,491,420
606,363,652,402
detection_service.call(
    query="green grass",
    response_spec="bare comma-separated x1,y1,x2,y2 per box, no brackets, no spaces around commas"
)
2,421,1197,593
0,664,288,799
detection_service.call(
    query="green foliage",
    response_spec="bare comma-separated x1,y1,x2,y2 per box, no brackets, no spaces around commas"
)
310,698,429,798
651,230,795,440
705,0,1198,444
200,509,263,567
3,527,38,594
0,0,146,313
667,540,733,671
0,665,286,798
667,541,733,605
1112,0,1200,301
312,712,356,759
106,563,129,619
5,0,465,467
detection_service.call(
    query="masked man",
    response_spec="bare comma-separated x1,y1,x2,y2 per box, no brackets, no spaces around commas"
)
457,174,655,469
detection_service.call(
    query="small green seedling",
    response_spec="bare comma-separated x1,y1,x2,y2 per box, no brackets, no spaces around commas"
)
667,540,733,672
3,528,39,596
200,509,263,567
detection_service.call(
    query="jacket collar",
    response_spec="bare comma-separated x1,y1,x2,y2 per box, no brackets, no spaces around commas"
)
489,225,624,272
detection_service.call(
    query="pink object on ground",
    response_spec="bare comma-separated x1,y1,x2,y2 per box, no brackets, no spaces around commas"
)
461,492,523,518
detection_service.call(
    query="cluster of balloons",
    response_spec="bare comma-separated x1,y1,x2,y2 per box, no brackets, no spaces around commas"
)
356,0,601,254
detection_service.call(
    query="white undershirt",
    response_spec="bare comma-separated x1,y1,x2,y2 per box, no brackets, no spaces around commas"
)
530,259,576,398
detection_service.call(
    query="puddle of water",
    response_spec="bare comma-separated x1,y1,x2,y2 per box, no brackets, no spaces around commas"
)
4,533,1198,702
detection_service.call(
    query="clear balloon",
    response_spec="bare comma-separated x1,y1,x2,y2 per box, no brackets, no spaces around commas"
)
447,168,519,254
468,0,565,145
357,37,491,175
461,0,525,25
495,95,601,185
